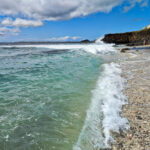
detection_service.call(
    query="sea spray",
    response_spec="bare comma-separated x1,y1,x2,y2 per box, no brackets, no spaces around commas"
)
74,63,129,150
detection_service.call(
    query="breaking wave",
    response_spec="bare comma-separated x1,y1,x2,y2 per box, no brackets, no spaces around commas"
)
73,63,129,150
0,42,116,55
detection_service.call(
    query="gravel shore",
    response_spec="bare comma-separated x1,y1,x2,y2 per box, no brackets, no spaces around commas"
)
112,48,150,150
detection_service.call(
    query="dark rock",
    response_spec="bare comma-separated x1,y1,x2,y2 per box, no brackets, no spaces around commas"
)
121,48,130,53
102,28,150,46
136,116,143,120
80,39,91,43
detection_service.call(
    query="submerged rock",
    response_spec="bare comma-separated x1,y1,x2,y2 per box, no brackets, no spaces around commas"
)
120,48,130,53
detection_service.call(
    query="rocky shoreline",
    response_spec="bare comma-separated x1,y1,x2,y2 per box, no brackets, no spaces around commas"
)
112,47,150,150
102,28,150,46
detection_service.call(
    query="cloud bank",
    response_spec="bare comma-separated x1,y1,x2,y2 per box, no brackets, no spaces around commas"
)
1,18,43,27
0,0,124,20
0,0,148,21
0,0,148,37
0,27,20,36
47,36,81,41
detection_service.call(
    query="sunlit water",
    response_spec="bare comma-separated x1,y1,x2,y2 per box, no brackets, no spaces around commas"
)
0,43,129,150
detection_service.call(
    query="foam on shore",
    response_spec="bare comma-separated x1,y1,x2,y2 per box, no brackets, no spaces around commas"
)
101,63,129,147
73,63,129,150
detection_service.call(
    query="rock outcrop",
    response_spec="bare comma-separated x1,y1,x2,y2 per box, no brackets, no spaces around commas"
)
80,39,91,43
102,28,150,46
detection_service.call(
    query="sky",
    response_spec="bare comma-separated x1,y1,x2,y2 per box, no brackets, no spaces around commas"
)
0,0,149,42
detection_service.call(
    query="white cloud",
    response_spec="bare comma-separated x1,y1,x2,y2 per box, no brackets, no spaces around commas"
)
123,0,148,12
1,18,43,27
141,0,149,7
0,27,20,36
0,0,124,21
0,0,148,20
0,17,43,36
0,0,148,37
47,36,81,41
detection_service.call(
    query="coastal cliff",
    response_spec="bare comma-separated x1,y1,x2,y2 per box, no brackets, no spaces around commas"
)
102,28,150,46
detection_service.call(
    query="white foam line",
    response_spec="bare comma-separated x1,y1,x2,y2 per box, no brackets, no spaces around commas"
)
0,43,116,55
73,63,129,150
101,63,129,147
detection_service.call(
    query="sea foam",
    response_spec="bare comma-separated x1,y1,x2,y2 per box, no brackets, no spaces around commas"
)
73,63,129,150
101,63,129,147
0,42,116,55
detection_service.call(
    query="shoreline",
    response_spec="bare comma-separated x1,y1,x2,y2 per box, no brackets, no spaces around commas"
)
112,47,150,149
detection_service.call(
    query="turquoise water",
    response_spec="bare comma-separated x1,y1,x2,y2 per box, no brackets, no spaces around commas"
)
0,45,104,150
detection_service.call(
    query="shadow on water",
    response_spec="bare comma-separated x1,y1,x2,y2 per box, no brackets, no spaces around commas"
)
42,49,69,55
130,46,150,51
0,49,70,58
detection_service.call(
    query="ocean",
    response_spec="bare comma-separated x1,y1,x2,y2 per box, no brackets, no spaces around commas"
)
0,41,129,150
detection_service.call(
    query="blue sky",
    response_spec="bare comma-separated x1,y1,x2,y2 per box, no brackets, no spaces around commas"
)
0,0,149,42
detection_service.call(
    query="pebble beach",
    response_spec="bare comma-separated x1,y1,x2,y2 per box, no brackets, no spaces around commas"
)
112,47,150,150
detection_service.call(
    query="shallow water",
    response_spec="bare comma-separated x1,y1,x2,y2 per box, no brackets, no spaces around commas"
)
0,43,128,150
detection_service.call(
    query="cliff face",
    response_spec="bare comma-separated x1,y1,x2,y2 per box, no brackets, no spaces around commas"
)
102,29,150,45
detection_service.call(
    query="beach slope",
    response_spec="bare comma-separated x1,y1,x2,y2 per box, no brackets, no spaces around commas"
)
112,47,150,149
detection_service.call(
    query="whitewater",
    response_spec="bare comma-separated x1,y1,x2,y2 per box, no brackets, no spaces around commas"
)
0,41,129,150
